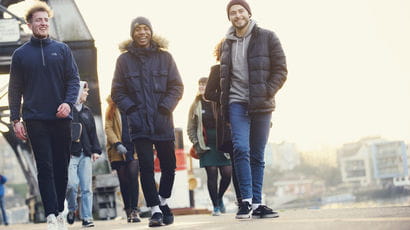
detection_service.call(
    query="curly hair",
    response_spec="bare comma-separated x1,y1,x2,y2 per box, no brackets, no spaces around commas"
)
25,1,53,23
105,95,117,121
213,38,225,62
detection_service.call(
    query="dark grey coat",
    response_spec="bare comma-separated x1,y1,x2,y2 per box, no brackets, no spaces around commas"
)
220,24,288,121
111,38,183,141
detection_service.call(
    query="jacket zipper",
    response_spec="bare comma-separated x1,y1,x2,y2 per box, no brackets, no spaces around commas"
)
40,40,45,66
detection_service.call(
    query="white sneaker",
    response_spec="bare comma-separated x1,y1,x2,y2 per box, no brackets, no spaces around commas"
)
47,214,58,230
57,212,67,230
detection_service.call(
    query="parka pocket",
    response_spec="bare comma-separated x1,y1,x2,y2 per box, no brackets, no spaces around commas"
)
152,70,168,93
127,110,143,134
125,72,142,92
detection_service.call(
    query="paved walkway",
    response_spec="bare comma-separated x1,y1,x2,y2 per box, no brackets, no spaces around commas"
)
2,206,410,230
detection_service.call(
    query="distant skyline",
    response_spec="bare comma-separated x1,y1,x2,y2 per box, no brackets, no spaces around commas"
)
3,0,410,152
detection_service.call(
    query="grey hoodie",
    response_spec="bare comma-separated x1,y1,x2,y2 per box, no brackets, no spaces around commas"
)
226,20,256,104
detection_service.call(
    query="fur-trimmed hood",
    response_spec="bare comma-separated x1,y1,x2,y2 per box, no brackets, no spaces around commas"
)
118,35,169,53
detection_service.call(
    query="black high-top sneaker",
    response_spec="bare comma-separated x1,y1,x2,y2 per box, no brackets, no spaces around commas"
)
235,201,252,219
159,204,174,225
148,212,163,227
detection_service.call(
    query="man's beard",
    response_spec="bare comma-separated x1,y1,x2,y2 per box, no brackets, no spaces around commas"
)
234,19,249,30
33,31,48,39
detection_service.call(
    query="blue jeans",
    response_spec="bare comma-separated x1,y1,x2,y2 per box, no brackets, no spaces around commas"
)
66,152,93,220
0,195,8,225
229,103,271,204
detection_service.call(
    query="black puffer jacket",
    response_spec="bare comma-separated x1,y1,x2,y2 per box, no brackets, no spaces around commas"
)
71,105,102,157
111,37,184,141
220,24,287,121
204,64,233,154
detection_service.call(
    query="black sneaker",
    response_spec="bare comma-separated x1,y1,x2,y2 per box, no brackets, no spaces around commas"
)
148,212,163,227
82,219,95,228
252,205,279,219
66,211,75,225
159,204,174,225
130,209,141,223
235,201,252,219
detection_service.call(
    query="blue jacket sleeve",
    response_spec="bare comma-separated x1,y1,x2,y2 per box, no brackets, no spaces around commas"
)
0,175,7,184
63,44,80,106
8,52,24,122
158,53,184,113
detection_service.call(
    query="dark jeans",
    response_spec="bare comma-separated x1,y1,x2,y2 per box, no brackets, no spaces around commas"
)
111,160,140,210
25,119,71,216
133,139,176,207
228,151,242,203
0,195,7,225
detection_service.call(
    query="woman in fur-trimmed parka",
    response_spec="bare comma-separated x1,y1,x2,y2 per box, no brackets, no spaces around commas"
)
111,16,183,227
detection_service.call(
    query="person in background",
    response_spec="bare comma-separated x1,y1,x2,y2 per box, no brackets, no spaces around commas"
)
204,40,242,208
188,77,232,216
111,16,183,227
105,95,141,223
8,2,80,229
221,0,287,219
0,174,8,226
66,81,101,228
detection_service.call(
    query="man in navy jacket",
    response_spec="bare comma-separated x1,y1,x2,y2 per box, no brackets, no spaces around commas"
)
8,2,80,229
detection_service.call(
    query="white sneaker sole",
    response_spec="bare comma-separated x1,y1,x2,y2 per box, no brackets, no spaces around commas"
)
252,213,279,219
235,213,251,219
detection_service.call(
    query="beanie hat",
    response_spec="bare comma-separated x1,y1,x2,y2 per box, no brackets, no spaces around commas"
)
130,16,153,38
226,0,252,19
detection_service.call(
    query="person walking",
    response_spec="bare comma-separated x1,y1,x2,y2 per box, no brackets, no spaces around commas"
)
221,0,288,219
188,77,232,216
0,174,8,226
204,41,242,209
105,95,141,223
111,16,183,227
66,81,101,228
8,2,80,229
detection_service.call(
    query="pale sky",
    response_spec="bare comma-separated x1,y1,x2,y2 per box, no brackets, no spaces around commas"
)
5,0,410,151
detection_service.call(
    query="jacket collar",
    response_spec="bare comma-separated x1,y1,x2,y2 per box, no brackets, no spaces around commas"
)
127,40,159,56
30,36,52,46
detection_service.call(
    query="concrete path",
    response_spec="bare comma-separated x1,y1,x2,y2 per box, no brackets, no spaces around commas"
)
2,206,410,230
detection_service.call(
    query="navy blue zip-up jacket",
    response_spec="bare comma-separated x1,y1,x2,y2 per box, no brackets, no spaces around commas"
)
8,36,80,122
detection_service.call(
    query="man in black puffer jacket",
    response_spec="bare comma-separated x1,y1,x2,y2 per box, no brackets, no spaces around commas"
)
111,16,183,228
221,0,287,220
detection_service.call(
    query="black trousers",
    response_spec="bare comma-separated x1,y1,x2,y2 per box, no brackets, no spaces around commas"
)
133,139,176,207
25,120,71,216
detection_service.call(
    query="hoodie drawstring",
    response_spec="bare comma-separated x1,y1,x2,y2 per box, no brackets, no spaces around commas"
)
235,39,239,62
234,37,247,63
